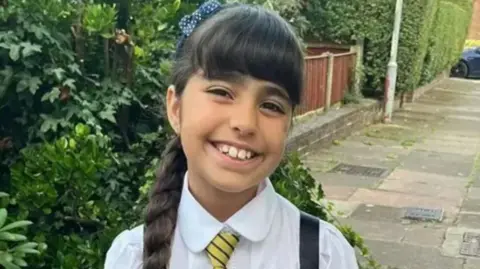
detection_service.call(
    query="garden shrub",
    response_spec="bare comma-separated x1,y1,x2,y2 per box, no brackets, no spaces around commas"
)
8,124,139,268
0,192,45,269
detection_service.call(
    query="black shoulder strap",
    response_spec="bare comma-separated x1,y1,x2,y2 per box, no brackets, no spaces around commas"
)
300,211,319,269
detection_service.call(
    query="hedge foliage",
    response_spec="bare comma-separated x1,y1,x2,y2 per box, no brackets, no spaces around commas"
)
304,0,473,95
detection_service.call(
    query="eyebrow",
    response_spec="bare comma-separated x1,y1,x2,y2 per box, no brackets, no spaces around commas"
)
205,71,291,102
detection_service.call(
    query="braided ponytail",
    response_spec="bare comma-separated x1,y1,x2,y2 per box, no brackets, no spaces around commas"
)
143,136,186,269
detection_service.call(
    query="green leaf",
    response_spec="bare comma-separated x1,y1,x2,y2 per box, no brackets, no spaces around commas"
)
0,232,27,241
0,192,8,198
51,68,65,81
99,110,116,124
15,79,28,93
0,253,20,269
0,252,13,263
16,248,40,255
41,87,60,103
20,42,42,58
12,258,27,267
0,209,6,228
62,78,76,90
11,242,38,252
28,77,42,94
0,220,32,232
9,45,20,61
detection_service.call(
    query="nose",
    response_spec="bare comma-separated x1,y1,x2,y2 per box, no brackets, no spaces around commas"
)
229,103,257,136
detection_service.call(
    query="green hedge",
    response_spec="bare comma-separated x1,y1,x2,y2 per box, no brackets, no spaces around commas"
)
421,1,473,83
303,0,473,95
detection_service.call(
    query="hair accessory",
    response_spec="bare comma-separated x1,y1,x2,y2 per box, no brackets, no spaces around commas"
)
179,0,222,37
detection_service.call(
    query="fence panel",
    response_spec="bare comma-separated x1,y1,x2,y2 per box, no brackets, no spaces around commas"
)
331,52,356,105
297,55,329,115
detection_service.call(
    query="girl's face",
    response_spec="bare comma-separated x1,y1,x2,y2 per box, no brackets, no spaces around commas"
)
166,71,293,194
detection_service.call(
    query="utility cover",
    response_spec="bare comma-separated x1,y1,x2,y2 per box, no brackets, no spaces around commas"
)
460,232,480,257
403,207,444,222
329,163,389,178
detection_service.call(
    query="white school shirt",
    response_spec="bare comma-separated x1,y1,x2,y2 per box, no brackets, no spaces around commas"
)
104,172,358,269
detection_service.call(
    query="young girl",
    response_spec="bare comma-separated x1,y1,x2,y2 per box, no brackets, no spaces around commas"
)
105,1,358,268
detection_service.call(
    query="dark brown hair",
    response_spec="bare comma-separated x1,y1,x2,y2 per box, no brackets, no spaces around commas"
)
143,4,305,269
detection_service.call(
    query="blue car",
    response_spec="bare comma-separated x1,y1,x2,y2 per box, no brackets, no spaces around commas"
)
450,47,480,78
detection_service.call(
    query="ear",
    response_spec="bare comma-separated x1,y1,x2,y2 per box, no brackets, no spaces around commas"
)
166,85,181,134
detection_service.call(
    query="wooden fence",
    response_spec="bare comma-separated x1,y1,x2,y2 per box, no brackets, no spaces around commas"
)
296,51,357,116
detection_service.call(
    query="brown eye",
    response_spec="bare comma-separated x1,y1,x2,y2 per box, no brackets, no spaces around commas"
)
207,88,233,99
261,102,285,114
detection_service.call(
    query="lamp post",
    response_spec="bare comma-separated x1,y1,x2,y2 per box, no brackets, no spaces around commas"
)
383,0,404,123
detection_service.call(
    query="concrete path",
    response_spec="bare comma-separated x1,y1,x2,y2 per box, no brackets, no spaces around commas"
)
303,78,480,269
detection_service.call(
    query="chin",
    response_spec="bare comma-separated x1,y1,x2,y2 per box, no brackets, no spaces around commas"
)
206,170,262,194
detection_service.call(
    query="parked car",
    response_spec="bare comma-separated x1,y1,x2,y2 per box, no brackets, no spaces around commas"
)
450,47,480,78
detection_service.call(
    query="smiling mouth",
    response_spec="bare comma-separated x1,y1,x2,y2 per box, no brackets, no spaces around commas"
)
210,142,260,161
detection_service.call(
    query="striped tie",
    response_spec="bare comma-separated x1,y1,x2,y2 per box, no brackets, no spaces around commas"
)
206,232,240,268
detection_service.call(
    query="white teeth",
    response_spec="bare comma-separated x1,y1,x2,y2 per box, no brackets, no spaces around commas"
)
221,144,229,153
228,147,238,158
238,149,247,160
215,143,255,160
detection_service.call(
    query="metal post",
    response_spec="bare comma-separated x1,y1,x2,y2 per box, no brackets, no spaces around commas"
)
325,53,334,111
383,0,404,123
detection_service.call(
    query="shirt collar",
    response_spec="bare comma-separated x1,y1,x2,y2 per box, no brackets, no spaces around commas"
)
177,171,279,253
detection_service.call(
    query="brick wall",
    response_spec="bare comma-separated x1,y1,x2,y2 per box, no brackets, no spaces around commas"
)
468,0,480,40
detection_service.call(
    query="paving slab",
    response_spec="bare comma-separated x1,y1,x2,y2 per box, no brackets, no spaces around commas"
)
472,179,480,188
378,169,468,200
457,214,480,229
467,188,480,200
312,172,383,188
348,188,461,219
464,259,480,269
400,150,475,177
364,239,464,269
305,151,401,171
348,134,410,148
318,140,411,158
350,204,405,223
341,218,407,243
461,199,480,212
321,185,357,200
414,142,478,156
402,226,447,248
437,119,480,133
322,199,360,218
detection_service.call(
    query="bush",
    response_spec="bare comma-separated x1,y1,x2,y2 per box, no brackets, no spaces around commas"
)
0,192,45,269
8,124,138,268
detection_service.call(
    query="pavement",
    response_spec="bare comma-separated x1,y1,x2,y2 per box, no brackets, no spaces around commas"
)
302,78,480,269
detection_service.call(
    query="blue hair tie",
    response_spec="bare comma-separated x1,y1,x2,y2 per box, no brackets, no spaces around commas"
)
175,0,222,58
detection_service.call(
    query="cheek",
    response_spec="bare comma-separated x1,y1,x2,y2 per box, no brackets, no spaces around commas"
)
259,117,290,152
178,92,221,134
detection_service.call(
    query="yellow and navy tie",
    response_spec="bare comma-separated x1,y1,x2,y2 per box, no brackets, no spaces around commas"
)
206,232,240,268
